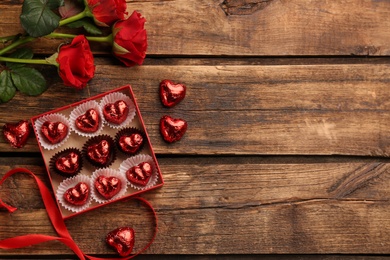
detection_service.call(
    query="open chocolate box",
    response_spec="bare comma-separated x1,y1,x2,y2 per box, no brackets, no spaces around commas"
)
31,85,163,219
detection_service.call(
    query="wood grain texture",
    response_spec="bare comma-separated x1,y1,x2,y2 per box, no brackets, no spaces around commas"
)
1,63,390,156
1,156,390,255
1,0,390,257
1,0,390,55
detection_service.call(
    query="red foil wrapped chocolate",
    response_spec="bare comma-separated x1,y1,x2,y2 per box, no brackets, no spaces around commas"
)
63,182,90,206
159,79,186,107
103,100,129,125
94,175,122,200
75,108,100,133
115,127,145,155
160,115,188,143
41,121,69,144
3,120,31,148
126,162,153,186
83,135,116,168
50,148,83,177
106,227,135,257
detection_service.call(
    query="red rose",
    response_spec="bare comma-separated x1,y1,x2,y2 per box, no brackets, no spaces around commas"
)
85,0,128,27
57,35,95,89
112,11,147,67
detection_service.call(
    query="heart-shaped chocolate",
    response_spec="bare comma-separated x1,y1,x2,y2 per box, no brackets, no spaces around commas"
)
160,115,187,143
103,100,129,125
41,121,68,144
75,108,100,133
159,79,186,107
55,151,81,176
3,120,31,148
106,227,135,257
87,140,112,166
126,162,153,186
119,133,143,154
94,175,122,199
63,182,89,206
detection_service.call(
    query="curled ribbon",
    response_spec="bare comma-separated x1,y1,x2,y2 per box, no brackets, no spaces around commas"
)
0,168,158,259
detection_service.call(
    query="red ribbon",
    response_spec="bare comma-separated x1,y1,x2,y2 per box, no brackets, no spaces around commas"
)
0,168,158,259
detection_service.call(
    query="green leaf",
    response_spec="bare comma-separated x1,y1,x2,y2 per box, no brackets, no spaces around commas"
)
20,0,65,37
67,18,103,35
6,48,34,70
11,67,47,96
0,70,16,103
9,48,34,59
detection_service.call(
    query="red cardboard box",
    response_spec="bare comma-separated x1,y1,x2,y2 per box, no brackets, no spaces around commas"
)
31,85,163,219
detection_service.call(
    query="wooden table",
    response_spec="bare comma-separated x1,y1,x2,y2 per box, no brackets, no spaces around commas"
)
1,0,390,259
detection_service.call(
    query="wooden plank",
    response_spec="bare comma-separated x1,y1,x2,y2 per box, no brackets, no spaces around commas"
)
1,157,390,255
1,0,390,56
1,63,390,156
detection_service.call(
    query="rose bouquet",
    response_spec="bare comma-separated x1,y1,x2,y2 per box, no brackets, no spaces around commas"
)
0,0,147,102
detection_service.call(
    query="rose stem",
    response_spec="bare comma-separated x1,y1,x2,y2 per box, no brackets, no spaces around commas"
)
47,33,113,43
59,7,92,26
0,35,19,44
0,56,54,66
0,36,34,56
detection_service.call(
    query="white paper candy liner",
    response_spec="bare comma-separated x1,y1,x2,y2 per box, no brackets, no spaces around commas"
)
100,92,136,129
69,100,104,137
119,154,158,191
56,175,92,213
90,168,128,204
34,113,71,150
